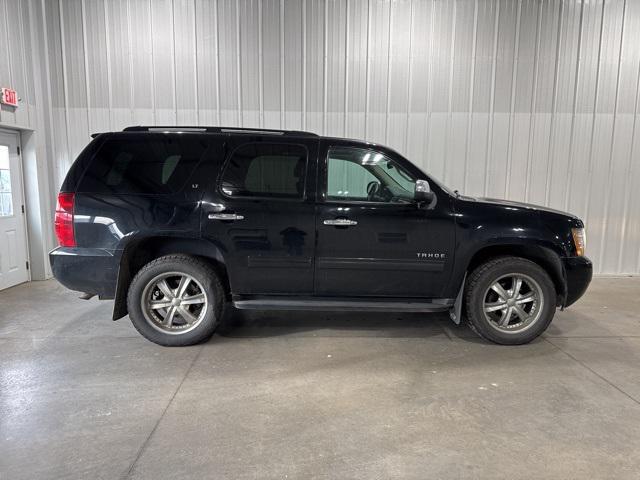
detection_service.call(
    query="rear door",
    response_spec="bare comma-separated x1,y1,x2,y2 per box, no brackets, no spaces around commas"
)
201,137,318,294
0,130,29,290
314,141,455,298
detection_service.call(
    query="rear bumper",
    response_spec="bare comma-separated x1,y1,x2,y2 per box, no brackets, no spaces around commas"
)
49,247,120,299
562,256,593,307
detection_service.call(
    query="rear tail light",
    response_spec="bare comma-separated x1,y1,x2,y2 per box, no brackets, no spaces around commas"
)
54,192,76,247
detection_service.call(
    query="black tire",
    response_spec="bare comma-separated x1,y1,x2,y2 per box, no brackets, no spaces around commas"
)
127,254,224,346
464,256,556,345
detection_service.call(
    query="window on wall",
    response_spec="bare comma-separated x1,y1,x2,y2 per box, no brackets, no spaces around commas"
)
0,146,13,217
326,147,416,203
220,143,307,199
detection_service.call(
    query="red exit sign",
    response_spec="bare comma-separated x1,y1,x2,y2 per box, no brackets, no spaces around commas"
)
1,87,18,107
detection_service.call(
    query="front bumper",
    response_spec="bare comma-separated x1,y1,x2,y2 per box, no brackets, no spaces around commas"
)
49,247,120,299
562,256,593,307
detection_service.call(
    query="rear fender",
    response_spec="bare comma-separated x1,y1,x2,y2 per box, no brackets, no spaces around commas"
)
112,237,227,320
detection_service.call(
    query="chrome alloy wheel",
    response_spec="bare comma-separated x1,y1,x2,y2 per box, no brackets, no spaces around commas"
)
141,272,208,335
482,273,544,334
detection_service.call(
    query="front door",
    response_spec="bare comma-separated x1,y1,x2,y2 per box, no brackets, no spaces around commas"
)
201,138,318,295
314,142,454,298
0,131,29,290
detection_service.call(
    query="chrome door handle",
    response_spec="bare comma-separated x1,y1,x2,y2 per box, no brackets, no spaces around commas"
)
208,213,244,221
323,218,357,226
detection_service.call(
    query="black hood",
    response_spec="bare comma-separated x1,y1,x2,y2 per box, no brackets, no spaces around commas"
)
468,196,579,220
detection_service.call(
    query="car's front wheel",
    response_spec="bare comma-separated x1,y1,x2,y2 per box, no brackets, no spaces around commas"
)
127,255,224,346
464,256,556,345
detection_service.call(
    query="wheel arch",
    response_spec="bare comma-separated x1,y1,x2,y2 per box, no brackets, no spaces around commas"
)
463,244,566,307
112,236,229,320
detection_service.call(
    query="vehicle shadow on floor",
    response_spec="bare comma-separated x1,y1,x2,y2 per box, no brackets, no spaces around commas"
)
215,306,483,342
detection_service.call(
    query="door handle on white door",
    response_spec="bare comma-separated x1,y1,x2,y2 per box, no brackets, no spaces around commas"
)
323,218,357,226
208,213,244,221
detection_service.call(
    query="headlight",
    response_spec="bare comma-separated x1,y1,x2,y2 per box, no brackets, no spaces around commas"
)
571,228,586,256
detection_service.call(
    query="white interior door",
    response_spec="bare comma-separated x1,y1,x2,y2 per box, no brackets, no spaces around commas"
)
0,131,29,290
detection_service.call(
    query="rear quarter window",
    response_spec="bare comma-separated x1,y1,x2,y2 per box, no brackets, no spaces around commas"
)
78,135,209,194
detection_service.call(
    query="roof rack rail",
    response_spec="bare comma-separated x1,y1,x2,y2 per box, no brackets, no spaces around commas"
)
122,126,318,137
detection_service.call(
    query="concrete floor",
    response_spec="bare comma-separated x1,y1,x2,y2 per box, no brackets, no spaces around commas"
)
1,278,640,479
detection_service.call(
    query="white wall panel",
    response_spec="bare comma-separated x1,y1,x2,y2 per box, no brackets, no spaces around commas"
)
1,0,640,274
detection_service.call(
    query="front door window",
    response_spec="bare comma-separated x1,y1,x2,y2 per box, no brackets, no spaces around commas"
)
326,147,416,204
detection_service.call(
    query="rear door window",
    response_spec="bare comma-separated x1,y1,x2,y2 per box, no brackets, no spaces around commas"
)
78,135,209,194
220,143,307,199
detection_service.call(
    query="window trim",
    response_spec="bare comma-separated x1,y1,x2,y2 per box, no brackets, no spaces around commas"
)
217,141,310,202
320,145,418,206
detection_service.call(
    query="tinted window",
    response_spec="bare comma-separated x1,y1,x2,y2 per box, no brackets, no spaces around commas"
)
78,135,209,194
326,147,416,203
221,143,307,199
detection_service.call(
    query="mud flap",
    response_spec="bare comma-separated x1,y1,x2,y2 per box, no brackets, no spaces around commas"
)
448,273,466,325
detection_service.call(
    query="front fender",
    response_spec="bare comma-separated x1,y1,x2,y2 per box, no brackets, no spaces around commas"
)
447,240,567,307
447,198,568,303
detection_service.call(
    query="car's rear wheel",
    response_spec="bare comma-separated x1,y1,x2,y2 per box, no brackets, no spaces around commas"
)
465,256,556,345
127,255,224,346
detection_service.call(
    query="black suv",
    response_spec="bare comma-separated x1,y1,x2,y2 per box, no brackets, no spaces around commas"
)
50,126,592,346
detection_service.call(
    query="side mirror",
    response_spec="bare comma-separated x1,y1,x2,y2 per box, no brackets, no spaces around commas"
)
415,179,435,204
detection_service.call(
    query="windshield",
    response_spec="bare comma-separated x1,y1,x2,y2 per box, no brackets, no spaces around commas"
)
405,159,456,196
376,146,457,197
425,173,456,196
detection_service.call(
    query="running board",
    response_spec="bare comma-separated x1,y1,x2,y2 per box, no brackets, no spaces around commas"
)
232,296,454,312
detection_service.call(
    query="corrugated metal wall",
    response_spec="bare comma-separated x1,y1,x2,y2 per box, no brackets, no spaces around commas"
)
3,0,640,274
0,0,58,279
0,0,38,129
